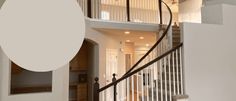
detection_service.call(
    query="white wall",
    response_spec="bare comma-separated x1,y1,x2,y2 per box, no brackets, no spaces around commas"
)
0,48,69,101
0,0,69,100
85,19,127,101
85,19,126,86
179,0,202,23
203,0,236,5
182,4,236,101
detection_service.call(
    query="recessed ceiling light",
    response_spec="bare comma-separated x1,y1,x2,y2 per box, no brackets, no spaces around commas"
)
146,44,150,47
126,40,131,42
139,36,144,39
124,31,130,35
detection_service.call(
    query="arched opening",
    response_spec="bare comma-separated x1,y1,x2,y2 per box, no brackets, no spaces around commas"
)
69,39,99,101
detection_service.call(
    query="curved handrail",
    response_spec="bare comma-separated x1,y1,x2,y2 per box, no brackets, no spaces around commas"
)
98,43,183,92
123,1,172,76
98,1,173,92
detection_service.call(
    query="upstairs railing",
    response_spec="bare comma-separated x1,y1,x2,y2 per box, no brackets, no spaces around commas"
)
91,1,186,101
78,0,174,24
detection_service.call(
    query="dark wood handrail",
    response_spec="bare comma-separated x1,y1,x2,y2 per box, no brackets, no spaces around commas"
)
159,0,163,24
126,0,131,21
98,43,183,92
123,1,172,77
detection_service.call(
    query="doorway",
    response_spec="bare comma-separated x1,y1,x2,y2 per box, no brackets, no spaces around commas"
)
105,49,118,101
69,39,98,101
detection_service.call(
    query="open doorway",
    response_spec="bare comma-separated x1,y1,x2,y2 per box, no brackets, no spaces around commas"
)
69,39,99,101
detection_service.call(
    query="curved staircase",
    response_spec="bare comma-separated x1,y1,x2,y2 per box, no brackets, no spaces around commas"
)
92,1,187,101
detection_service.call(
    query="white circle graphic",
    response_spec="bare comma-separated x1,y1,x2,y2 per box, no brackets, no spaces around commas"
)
0,0,85,71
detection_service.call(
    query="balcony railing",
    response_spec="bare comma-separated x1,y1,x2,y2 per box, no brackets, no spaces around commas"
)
78,0,172,24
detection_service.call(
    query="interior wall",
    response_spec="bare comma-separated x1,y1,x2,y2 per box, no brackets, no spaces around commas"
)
85,20,126,87
182,4,236,101
0,0,68,101
179,0,202,23
203,0,236,5
0,48,69,101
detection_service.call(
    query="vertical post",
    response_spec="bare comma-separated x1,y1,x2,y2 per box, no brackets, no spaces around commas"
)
158,0,163,24
87,0,92,18
112,73,117,101
94,77,100,101
126,0,131,22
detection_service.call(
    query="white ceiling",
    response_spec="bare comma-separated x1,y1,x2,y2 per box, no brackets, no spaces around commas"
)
96,28,157,47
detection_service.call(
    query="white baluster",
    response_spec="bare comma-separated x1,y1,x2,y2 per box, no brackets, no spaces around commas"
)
85,0,88,16
164,57,168,101
99,0,101,18
96,0,99,18
179,47,184,94
142,0,145,22
151,65,154,101
176,50,180,95
127,78,130,101
132,76,134,101
168,55,172,101
146,68,149,101
137,73,139,101
134,0,138,22
118,0,121,22
91,0,94,18
156,62,159,101
172,52,176,95
160,59,163,101
112,0,115,21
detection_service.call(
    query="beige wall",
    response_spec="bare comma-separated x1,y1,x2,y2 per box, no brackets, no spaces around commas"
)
85,20,126,86
203,0,236,5
0,48,69,101
179,0,202,23
0,0,70,101
183,4,236,101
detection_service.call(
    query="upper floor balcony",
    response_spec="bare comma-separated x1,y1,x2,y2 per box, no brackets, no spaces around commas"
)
78,0,179,25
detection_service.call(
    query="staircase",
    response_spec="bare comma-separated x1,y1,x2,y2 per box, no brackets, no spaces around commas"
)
92,1,187,101
172,25,181,48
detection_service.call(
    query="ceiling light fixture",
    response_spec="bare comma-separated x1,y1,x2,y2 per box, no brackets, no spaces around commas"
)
139,36,144,39
124,31,130,35
126,40,131,42
146,44,150,47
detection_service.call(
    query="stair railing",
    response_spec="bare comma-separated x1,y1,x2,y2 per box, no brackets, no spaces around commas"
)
93,1,186,101
79,0,170,23
123,0,172,78
94,43,184,101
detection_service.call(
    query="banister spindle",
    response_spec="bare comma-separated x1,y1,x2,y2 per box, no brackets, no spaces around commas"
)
164,57,168,101
127,78,130,101
156,62,159,101
179,47,184,94
172,52,176,95
94,77,100,101
176,49,180,95
160,59,163,101
131,75,134,101
112,73,117,101
168,54,172,101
